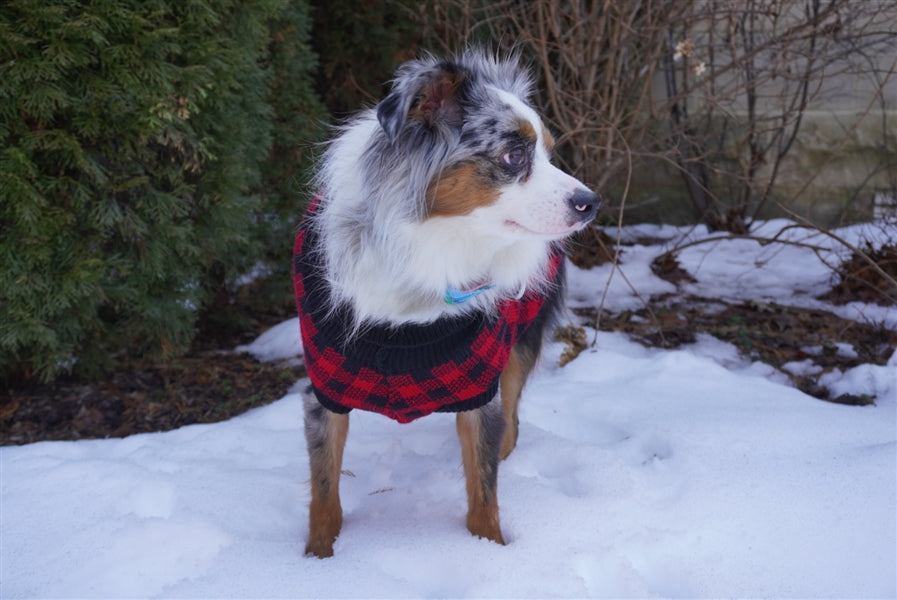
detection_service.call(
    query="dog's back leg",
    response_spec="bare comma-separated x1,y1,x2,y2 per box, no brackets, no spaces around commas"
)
499,345,535,460
303,388,349,558
457,397,506,545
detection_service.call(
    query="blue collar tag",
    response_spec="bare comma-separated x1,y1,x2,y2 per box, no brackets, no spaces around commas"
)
444,283,494,305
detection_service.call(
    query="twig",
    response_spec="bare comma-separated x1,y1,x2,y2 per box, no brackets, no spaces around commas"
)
590,127,671,348
777,206,897,301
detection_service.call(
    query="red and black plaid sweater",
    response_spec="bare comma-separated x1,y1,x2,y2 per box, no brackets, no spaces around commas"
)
293,202,564,424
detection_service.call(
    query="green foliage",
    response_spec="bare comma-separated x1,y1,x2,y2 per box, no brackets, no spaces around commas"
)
308,0,420,117
250,0,326,311
0,0,323,382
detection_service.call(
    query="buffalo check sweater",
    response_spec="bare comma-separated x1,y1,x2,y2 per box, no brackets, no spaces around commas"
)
293,202,564,424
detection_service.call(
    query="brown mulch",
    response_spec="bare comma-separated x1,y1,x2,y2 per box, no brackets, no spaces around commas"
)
567,297,896,406
1,302,306,446
820,241,897,306
569,227,619,269
1,352,306,446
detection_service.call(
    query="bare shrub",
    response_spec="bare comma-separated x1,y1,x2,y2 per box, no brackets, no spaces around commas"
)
416,0,680,196
416,0,897,232
662,0,897,231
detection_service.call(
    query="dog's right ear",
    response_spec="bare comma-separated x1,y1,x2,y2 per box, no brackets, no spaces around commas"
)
377,61,467,144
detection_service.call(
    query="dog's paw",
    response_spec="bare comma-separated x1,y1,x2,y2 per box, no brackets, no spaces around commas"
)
305,511,342,559
468,526,506,546
304,538,336,559
466,511,506,546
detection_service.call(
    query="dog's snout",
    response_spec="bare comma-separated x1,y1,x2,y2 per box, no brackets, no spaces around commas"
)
568,189,600,222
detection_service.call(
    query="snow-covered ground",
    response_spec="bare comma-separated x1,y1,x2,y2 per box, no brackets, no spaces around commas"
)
2,220,895,598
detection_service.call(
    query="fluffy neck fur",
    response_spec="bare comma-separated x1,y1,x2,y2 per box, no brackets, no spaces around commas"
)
313,114,552,327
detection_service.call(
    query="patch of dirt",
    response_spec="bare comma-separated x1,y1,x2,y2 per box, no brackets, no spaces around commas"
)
1,352,305,445
650,252,697,285
1,300,304,446
820,242,897,306
569,227,619,268
568,297,895,406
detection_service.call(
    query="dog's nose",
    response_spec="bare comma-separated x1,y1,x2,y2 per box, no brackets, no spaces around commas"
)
568,189,600,222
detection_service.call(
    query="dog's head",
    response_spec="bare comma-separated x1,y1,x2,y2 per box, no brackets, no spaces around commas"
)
373,50,599,241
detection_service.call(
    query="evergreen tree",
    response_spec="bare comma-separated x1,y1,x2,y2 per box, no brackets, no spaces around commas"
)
0,0,323,382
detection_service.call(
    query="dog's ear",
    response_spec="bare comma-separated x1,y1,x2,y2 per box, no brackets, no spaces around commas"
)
377,62,467,144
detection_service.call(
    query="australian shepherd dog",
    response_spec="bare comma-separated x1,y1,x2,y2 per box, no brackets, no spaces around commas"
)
293,49,599,558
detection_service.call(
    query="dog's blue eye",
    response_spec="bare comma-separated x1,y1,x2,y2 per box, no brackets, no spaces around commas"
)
502,146,527,168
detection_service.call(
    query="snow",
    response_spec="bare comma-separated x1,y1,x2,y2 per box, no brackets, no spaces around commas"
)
236,317,303,362
2,220,896,599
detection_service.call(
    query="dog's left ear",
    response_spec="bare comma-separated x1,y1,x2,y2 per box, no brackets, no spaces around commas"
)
377,61,467,144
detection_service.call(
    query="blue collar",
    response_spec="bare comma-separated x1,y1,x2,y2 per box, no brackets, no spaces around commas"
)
444,283,494,304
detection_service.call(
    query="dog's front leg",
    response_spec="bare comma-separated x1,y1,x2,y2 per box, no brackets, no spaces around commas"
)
456,397,506,545
303,389,349,558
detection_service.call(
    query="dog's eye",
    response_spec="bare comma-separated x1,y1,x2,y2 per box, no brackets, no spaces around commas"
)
502,146,528,168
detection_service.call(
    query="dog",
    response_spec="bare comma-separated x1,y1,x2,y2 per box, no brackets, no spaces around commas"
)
293,49,599,558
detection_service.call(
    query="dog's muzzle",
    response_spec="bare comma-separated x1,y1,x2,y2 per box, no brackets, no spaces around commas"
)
568,189,600,223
